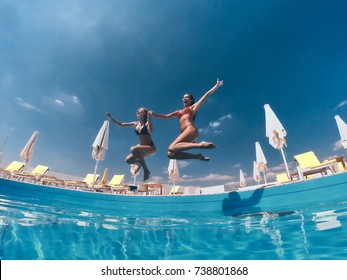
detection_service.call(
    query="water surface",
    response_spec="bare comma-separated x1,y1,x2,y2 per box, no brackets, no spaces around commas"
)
1,190,347,260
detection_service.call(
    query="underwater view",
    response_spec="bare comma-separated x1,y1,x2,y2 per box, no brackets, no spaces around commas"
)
1,185,347,260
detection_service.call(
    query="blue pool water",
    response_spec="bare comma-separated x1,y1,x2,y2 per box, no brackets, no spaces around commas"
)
1,188,347,260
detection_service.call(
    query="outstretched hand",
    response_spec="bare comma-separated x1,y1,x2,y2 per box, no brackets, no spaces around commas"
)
216,78,223,87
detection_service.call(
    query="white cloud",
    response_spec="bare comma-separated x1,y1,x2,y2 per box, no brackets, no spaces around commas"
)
213,130,222,134
55,99,64,106
198,128,209,134
49,90,83,115
219,114,232,121
178,160,190,168
335,100,347,110
181,174,194,179
200,113,233,135
15,97,42,113
1,124,17,133
209,121,221,128
72,96,79,104
150,175,164,182
184,173,235,182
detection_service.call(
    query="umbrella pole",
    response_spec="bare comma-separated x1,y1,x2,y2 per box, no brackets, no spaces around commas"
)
263,172,268,186
280,148,291,178
92,160,99,187
22,160,29,172
0,136,8,152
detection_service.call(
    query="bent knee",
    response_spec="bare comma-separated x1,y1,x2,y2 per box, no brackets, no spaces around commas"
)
168,144,176,151
168,151,176,159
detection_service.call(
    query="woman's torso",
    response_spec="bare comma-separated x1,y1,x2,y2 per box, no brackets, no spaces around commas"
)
177,106,197,132
135,122,155,146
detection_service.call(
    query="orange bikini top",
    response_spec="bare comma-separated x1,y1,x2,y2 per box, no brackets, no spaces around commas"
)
177,106,194,119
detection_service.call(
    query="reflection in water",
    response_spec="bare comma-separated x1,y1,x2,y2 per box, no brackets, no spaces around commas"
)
259,213,284,257
1,194,347,259
313,210,342,231
241,212,285,258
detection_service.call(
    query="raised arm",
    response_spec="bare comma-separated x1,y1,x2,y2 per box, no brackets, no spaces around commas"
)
149,110,179,119
106,112,136,127
191,79,223,113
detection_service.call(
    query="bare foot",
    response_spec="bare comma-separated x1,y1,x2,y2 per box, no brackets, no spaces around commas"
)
201,141,216,149
143,170,150,181
197,153,210,161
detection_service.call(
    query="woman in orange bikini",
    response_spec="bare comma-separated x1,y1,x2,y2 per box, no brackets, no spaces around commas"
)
106,108,156,181
150,79,223,161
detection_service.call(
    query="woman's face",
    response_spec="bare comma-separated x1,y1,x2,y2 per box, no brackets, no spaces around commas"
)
182,94,193,106
136,108,146,118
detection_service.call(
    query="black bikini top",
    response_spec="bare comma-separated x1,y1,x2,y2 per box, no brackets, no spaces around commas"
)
135,124,150,135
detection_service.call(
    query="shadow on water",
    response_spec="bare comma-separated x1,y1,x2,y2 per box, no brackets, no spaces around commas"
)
222,188,265,216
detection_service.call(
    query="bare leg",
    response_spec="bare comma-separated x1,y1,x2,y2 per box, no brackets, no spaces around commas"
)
126,154,141,173
168,125,215,155
169,141,216,152
130,145,156,181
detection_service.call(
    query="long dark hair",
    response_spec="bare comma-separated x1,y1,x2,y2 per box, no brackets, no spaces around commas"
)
185,93,196,121
143,108,148,123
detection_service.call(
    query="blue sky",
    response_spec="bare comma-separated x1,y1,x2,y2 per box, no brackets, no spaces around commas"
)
1,0,347,188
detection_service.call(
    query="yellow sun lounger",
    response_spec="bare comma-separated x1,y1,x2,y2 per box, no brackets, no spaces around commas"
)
65,173,100,189
294,151,340,180
170,186,183,195
12,165,50,182
276,173,291,184
0,161,25,178
98,174,127,193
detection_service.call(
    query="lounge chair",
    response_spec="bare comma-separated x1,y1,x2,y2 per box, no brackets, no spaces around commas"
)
294,151,340,180
0,161,25,179
98,174,127,193
170,186,183,195
12,165,50,183
65,173,100,189
276,173,291,184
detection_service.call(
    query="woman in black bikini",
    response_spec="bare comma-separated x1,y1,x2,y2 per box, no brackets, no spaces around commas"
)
150,79,223,161
106,108,156,181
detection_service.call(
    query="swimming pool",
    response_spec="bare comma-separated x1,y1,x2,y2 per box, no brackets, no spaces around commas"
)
1,185,347,260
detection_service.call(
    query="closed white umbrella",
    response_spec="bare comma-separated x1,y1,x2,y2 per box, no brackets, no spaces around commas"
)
91,121,109,186
264,104,290,178
335,115,347,150
130,164,140,184
168,159,179,186
239,169,246,187
20,131,39,169
255,141,268,185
